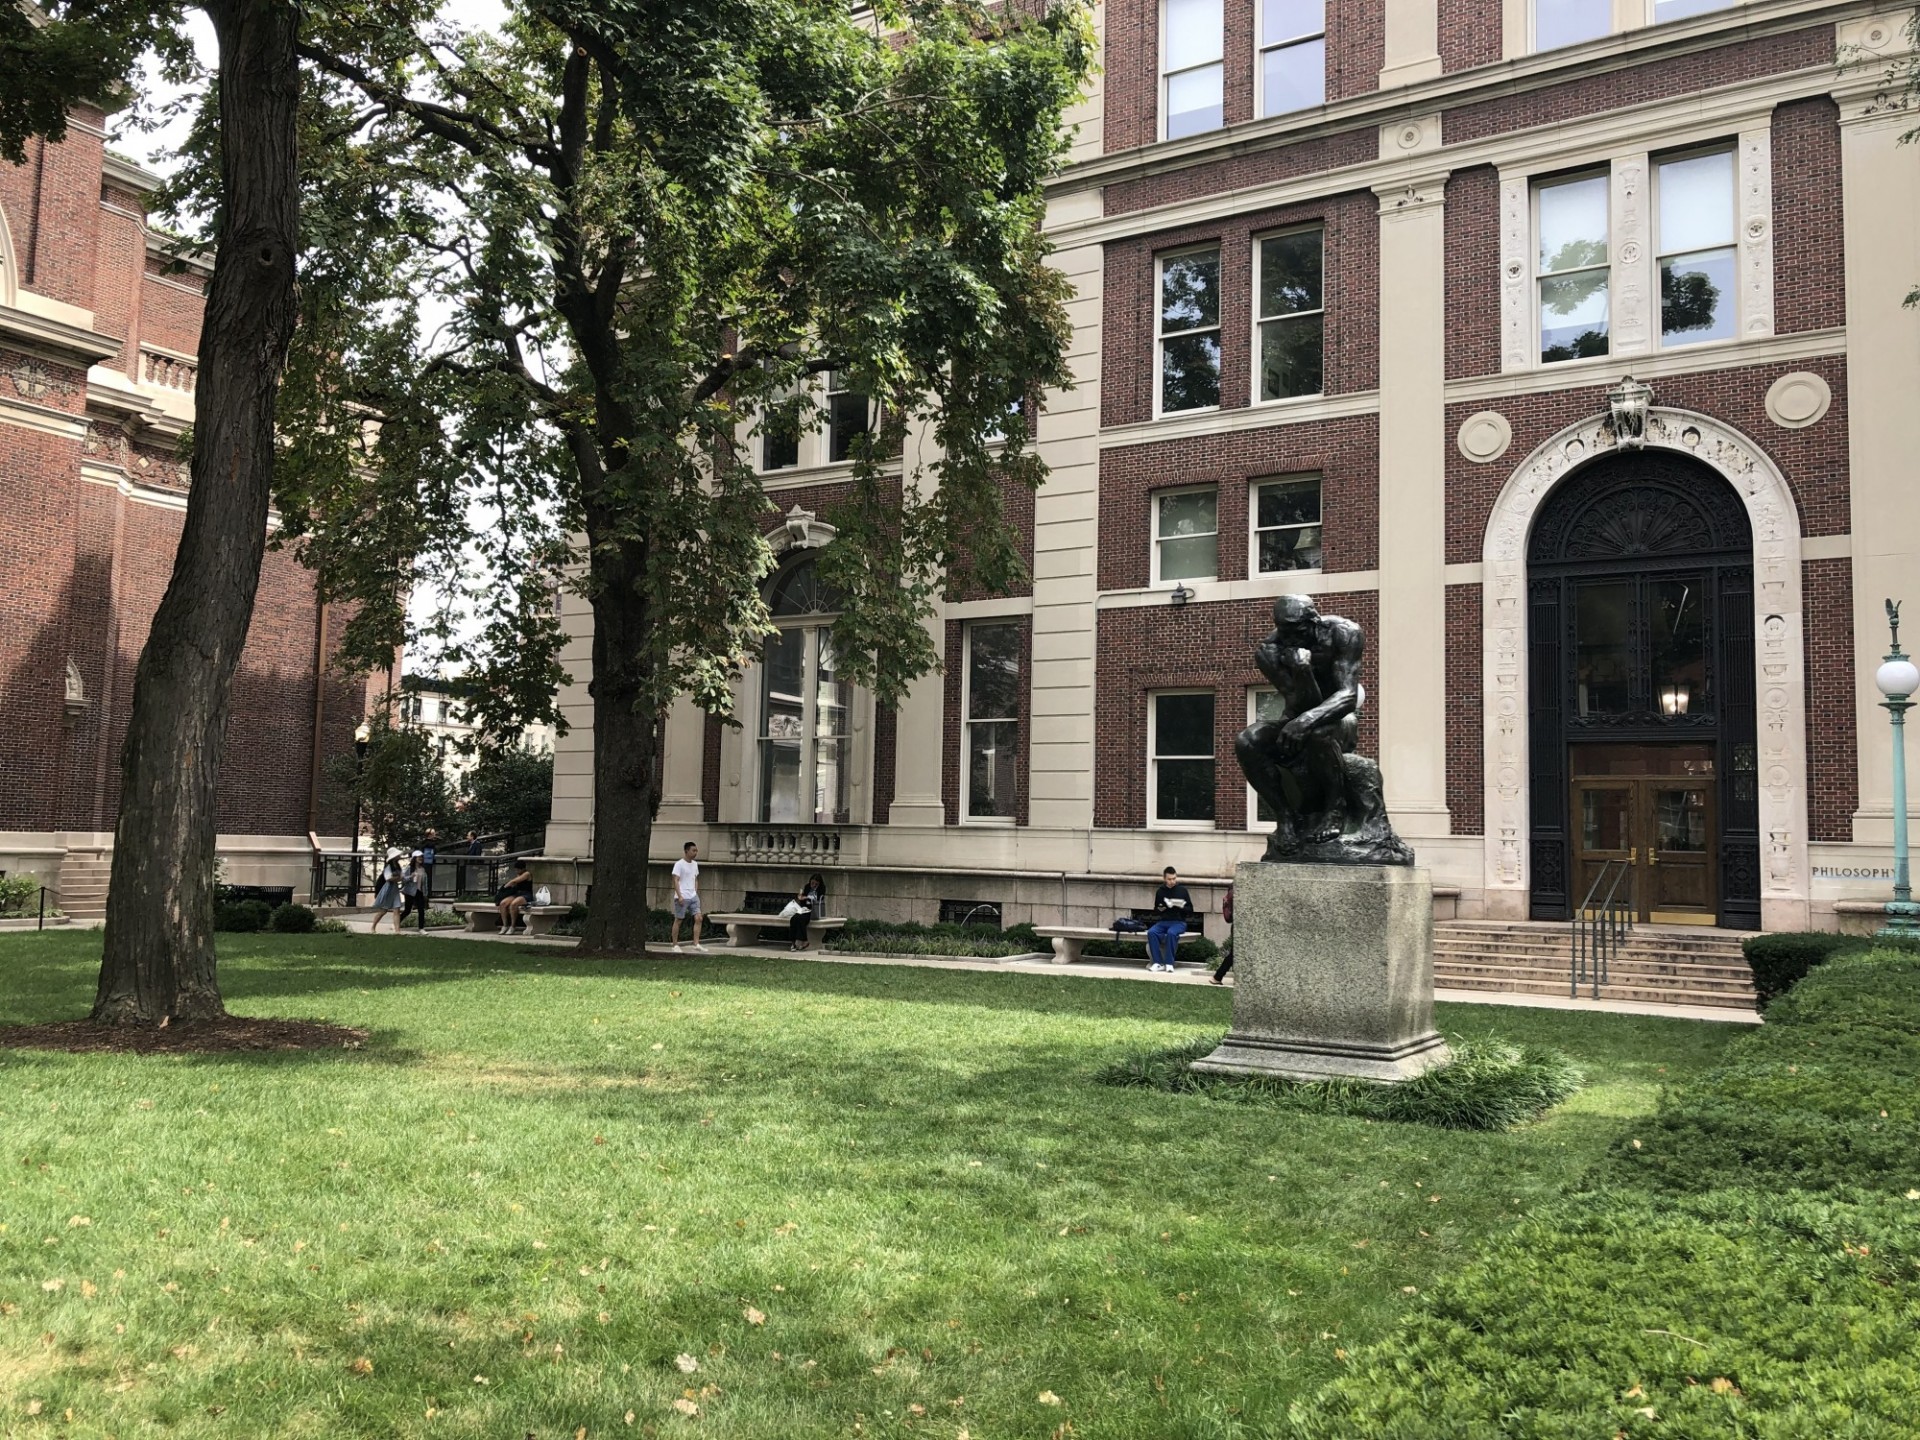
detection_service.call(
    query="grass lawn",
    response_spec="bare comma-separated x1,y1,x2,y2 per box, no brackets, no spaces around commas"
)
0,932,1739,1439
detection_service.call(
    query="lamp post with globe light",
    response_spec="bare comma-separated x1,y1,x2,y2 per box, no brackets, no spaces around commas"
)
351,721,372,905
1874,600,1920,939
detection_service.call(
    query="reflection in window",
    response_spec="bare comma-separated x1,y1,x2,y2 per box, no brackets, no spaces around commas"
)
1260,0,1325,117
826,370,871,462
1533,0,1610,50
1155,487,1218,582
768,555,839,617
759,557,852,825
1163,0,1224,138
1152,691,1216,824
1580,786,1630,851
1653,0,1735,20
1249,686,1285,824
1653,788,1710,851
1159,249,1222,413
1257,229,1324,401
965,623,1022,820
1538,172,1610,363
1651,576,1711,716
1253,477,1322,572
1574,580,1633,715
1657,149,1736,346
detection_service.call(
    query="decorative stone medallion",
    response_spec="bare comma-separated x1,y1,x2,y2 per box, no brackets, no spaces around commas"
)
1456,410,1513,464
1764,371,1831,430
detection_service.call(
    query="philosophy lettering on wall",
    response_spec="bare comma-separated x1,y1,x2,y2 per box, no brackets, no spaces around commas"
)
1812,866,1895,880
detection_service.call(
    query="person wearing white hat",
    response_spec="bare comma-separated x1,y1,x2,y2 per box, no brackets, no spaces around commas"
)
369,848,406,933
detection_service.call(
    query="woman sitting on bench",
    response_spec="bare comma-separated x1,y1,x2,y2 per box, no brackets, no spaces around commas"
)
497,859,535,933
789,873,827,950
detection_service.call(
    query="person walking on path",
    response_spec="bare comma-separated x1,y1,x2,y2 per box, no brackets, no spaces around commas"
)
1211,885,1235,984
496,858,535,932
669,842,708,952
402,851,431,931
788,873,827,950
1147,866,1192,972
369,849,406,933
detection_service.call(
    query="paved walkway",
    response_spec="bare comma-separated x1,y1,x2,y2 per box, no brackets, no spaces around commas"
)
345,915,1760,1024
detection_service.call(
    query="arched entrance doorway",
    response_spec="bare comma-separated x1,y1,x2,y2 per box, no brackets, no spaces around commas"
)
756,553,852,824
1525,451,1759,927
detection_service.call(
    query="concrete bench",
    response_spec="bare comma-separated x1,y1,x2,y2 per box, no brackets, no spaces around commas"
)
452,902,572,936
1033,924,1206,966
705,912,849,949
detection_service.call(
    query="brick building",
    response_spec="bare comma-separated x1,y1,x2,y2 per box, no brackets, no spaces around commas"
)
0,113,366,916
550,1,1920,936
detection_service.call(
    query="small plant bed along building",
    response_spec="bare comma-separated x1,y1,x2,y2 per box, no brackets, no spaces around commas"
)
0,927,1742,1436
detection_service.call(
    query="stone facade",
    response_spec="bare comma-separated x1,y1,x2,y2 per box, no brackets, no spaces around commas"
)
553,2,1920,936
0,126,368,904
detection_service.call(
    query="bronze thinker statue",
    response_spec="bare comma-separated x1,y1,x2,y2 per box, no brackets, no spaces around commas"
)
1236,595,1414,866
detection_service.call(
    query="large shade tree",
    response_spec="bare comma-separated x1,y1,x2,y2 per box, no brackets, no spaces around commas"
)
2,1,303,1025
267,0,1095,953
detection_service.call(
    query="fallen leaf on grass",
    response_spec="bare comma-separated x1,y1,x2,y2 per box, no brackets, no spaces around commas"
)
676,1354,700,1373
68,1216,90,1228
350,1357,373,1376
40,1279,62,1292
673,1397,699,1416
743,1307,766,1326
26,1401,42,1416
1710,1377,1741,1396
1038,1390,1062,1405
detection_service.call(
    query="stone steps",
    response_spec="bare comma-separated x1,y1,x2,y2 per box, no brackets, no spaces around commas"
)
55,854,112,921
1433,920,1757,1011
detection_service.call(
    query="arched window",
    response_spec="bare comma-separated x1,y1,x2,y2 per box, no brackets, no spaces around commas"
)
758,554,851,824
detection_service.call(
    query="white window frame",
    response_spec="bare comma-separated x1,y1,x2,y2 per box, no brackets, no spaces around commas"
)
960,620,1021,827
1160,0,1225,142
1155,245,1223,419
1150,483,1220,586
1246,686,1282,830
1651,142,1738,352
1147,688,1218,831
1250,224,1325,405
1257,0,1326,119
750,375,883,476
1248,475,1324,576
1532,167,1612,367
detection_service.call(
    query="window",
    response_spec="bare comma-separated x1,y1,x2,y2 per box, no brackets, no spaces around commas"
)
1537,171,1610,363
1252,477,1322,573
1533,0,1611,50
1259,0,1325,116
1163,0,1224,139
1150,691,1216,826
1247,687,1285,826
1655,148,1736,347
964,622,1021,822
1653,0,1736,20
1154,487,1218,583
761,404,800,472
759,556,851,824
1157,248,1221,414
1255,228,1323,401
825,370,871,462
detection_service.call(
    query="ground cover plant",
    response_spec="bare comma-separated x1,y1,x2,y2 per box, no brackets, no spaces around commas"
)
825,919,1048,958
0,930,1736,1438
1097,1036,1582,1132
1292,946,1920,1438
1740,928,1920,1007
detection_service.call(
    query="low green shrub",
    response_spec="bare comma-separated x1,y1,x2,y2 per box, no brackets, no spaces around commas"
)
423,909,464,930
0,874,42,916
268,902,316,933
1290,945,1920,1436
1741,928,1920,1008
825,919,1047,958
214,899,274,933
314,917,349,934
1097,1035,1582,1132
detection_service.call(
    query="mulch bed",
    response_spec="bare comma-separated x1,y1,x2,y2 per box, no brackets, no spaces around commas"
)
0,1016,368,1055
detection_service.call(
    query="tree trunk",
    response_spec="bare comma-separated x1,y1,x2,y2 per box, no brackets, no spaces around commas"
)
92,0,302,1025
578,539,665,956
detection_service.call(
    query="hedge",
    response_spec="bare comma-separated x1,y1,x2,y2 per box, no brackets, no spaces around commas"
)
825,919,1046,958
1290,946,1920,1437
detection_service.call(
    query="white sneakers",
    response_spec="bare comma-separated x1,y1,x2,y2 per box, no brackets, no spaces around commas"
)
1149,961,1174,973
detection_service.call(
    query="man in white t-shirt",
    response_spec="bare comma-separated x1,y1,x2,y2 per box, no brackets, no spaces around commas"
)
669,841,707,952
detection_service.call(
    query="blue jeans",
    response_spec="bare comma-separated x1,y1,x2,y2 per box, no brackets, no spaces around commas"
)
1147,919,1186,967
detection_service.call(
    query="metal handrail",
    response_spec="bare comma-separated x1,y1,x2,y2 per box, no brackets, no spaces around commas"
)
1571,859,1635,998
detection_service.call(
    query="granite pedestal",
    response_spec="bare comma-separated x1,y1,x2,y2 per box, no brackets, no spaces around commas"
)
1192,861,1449,1083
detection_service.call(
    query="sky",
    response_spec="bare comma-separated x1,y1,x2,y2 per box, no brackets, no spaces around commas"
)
114,2,514,672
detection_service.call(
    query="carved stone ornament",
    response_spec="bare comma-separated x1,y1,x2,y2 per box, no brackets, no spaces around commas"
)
1606,376,1653,450
1456,410,1514,464
1481,405,1809,913
778,505,837,552
64,659,88,718
1764,371,1832,430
